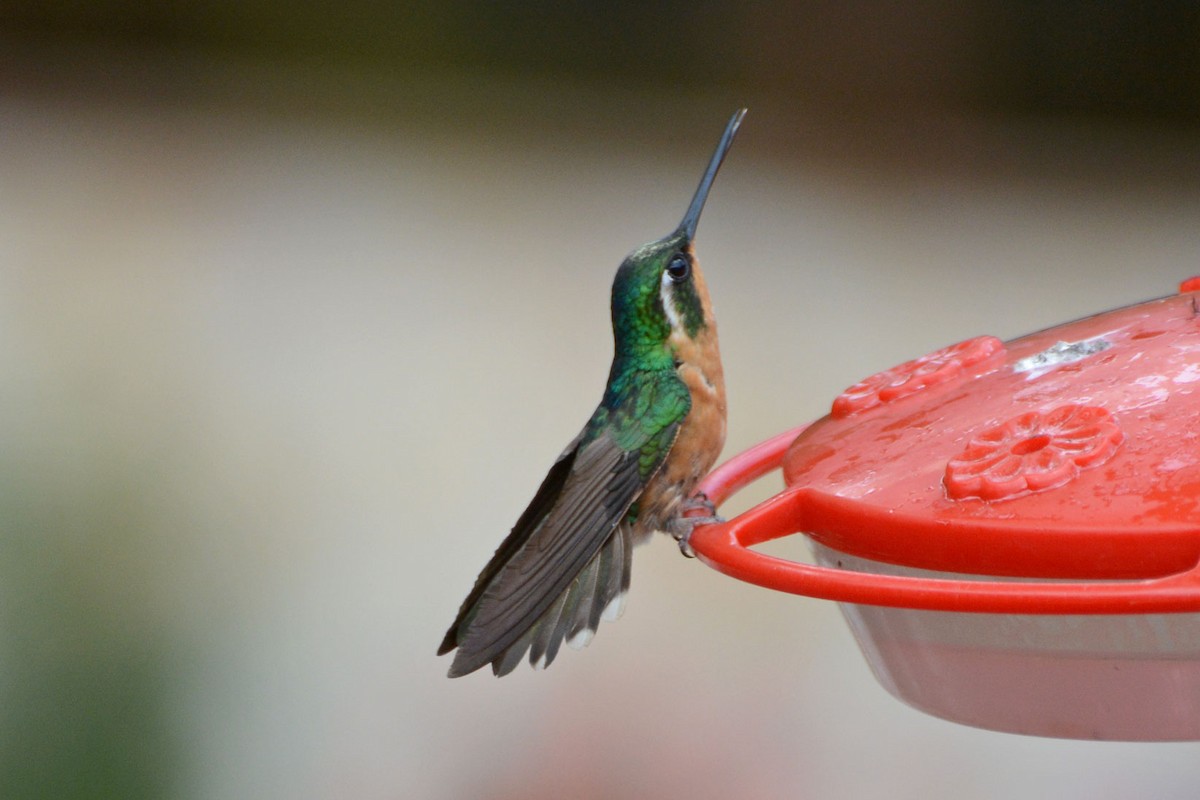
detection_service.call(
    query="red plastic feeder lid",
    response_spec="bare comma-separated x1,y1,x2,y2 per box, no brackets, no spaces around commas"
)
690,285,1200,613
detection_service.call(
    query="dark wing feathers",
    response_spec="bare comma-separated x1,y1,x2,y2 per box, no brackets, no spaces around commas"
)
441,371,689,678
446,430,651,677
474,437,625,633
437,432,582,657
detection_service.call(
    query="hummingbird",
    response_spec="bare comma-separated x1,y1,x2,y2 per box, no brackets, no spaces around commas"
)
439,109,745,678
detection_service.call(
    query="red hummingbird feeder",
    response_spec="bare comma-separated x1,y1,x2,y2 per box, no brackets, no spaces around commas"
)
689,279,1200,741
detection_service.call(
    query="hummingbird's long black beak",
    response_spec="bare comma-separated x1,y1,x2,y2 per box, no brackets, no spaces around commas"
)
677,108,747,241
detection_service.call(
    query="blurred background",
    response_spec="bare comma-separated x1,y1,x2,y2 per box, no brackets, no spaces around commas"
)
3,2,1200,798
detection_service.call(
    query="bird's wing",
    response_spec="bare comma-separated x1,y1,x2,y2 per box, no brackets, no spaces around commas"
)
440,370,690,677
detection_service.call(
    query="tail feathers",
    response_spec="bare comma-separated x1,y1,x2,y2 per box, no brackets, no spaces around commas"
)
449,524,634,678
528,584,570,667
602,515,631,622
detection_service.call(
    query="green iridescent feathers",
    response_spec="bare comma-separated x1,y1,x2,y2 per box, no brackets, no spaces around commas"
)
590,367,690,480
608,236,707,359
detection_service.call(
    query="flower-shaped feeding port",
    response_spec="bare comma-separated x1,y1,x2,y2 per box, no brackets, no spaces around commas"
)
832,336,1005,418
944,404,1123,501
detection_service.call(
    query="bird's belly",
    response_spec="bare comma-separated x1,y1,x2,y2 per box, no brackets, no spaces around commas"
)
635,359,726,537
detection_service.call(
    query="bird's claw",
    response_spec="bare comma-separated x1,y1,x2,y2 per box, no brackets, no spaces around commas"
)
678,537,696,558
674,516,722,558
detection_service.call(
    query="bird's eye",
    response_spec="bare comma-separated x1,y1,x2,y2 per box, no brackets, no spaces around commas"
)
666,254,690,283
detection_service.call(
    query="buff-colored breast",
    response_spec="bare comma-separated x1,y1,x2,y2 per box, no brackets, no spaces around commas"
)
635,263,727,536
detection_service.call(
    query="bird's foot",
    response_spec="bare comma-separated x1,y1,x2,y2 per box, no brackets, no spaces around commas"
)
674,518,722,558
675,492,723,558
680,491,719,517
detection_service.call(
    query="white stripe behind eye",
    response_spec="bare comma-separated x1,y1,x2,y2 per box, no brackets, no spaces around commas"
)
659,271,682,332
